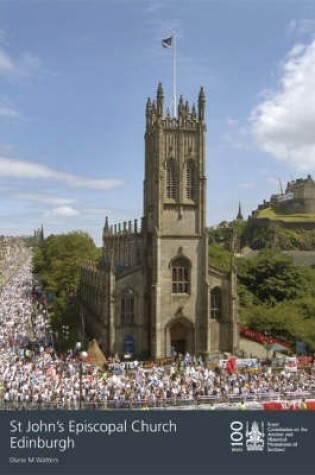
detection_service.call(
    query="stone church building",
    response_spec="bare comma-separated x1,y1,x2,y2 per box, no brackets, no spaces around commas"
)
79,84,239,359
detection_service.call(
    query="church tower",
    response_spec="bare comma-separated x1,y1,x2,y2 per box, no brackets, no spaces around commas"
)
79,83,238,360
143,83,209,357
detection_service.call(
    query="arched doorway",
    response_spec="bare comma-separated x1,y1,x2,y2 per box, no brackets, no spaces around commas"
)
167,319,195,356
123,335,135,355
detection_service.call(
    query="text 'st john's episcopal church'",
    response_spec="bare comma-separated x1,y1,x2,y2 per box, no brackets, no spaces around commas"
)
79,84,239,359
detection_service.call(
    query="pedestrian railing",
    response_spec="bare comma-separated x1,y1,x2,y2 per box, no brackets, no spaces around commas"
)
0,391,314,411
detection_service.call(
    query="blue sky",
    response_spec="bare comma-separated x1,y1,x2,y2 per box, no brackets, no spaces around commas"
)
1,0,315,245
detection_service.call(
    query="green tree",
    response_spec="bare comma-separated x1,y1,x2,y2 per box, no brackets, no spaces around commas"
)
208,244,231,271
33,232,100,294
33,232,101,350
237,248,315,351
237,249,305,305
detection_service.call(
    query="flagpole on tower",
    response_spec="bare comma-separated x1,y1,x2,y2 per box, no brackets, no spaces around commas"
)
162,33,177,117
172,33,177,118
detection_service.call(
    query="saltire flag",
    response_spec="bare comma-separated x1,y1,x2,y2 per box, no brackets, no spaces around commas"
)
162,36,173,48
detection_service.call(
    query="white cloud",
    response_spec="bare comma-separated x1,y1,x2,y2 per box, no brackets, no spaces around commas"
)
227,118,239,127
45,206,80,217
288,19,315,37
251,39,315,170
0,48,15,72
14,192,76,206
18,53,41,77
82,207,112,215
0,46,41,77
0,156,123,190
82,206,142,217
0,104,20,118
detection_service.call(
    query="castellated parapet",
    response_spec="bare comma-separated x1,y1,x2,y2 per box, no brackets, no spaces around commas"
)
145,82,206,131
102,216,144,271
282,175,315,214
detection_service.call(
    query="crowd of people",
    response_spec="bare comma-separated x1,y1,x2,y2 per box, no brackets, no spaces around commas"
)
1,256,315,410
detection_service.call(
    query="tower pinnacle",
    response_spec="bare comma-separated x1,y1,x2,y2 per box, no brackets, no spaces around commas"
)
157,82,164,116
198,87,205,121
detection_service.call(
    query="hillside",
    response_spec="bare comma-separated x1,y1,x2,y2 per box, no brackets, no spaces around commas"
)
244,175,315,250
245,209,315,250
256,207,315,222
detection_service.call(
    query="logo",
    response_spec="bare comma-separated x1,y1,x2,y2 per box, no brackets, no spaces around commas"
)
245,421,265,452
230,421,244,452
230,420,265,453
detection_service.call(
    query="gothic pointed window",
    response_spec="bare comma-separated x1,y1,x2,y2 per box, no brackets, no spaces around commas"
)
120,288,135,325
166,159,177,199
185,160,195,200
171,257,190,294
210,287,222,320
